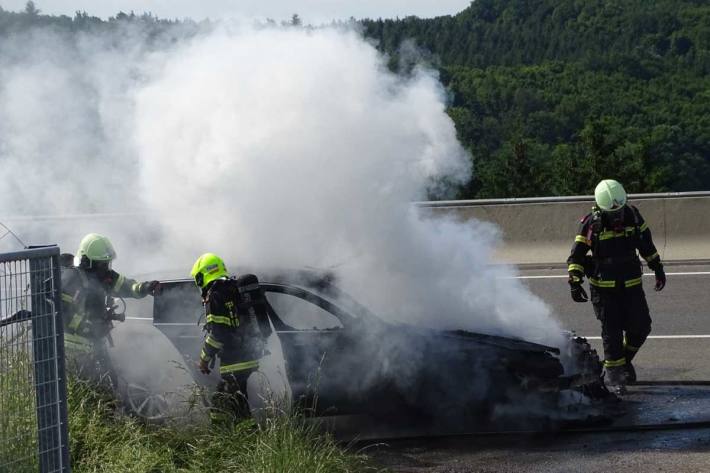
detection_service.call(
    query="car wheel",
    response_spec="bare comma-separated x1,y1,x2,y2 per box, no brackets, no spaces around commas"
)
122,380,171,420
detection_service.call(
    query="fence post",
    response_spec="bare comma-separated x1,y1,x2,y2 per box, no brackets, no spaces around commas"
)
29,247,70,473
0,246,71,473
52,251,71,472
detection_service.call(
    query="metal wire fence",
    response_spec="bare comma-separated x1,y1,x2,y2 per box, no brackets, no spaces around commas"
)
0,246,70,473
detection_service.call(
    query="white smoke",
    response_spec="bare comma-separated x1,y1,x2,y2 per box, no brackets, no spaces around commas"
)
134,25,561,344
0,22,563,349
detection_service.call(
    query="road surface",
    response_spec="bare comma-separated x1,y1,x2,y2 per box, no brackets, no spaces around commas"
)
518,263,710,382
372,263,710,472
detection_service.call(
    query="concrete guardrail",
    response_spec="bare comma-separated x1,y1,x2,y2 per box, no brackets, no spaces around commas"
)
3,192,709,267
419,192,710,266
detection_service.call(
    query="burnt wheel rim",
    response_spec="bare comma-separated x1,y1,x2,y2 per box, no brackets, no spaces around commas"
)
126,382,169,420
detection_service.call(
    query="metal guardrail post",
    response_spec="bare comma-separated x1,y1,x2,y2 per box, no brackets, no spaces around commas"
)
52,251,71,473
29,247,70,473
0,246,70,473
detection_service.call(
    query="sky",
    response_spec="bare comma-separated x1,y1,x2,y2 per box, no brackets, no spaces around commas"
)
0,0,473,22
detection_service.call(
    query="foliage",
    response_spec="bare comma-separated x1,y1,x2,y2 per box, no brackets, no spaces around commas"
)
0,330,38,473
443,61,710,197
2,339,375,473
65,376,377,473
2,0,709,198
0,2,200,48
362,0,710,197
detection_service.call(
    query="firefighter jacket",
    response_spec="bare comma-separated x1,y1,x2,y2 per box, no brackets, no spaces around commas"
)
567,205,662,289
199,276,272,376
61,266,150,352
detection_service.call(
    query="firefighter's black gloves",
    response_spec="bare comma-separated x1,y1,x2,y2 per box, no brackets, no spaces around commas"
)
139,280,161,297
148,281,161,295
570,283,589,302
569,275,588,303
105,305,125,322
198,358,211,375
654,267,666,291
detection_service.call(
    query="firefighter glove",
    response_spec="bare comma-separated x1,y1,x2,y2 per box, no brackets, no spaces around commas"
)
105,305,125,322
569,277,588,303
198,358,211,375
654,267,666,292
139,280,161,296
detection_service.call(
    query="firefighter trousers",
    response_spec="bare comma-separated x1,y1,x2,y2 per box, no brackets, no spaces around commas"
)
65,336,115,389
591,285,652,368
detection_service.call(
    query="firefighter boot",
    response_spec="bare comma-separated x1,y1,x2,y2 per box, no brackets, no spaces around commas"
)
624,346,639,384
604,366,627,395
624,361,637,385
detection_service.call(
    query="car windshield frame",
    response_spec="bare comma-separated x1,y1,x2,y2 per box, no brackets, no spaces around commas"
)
152,275,383,330
260,282,356,330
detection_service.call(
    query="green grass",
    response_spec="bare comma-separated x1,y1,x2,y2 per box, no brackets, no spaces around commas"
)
0,328,39,473
2,327,381,473
66,378,381,473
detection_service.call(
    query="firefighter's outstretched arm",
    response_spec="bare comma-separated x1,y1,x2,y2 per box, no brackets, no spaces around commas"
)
109,270,161,299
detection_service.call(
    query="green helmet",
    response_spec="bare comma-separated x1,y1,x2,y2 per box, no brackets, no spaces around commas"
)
76,233,116,268
191,253,228,288
594,179,627,212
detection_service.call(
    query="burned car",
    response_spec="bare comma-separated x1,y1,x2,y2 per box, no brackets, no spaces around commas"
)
153,269,605,429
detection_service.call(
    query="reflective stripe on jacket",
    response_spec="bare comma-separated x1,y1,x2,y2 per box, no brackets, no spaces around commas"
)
61,266,146,339
64,332,93,353
199,278,264,373
567,205,661,288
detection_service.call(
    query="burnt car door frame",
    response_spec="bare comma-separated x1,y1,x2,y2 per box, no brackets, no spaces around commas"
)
153,279,373,414
260,283,381,415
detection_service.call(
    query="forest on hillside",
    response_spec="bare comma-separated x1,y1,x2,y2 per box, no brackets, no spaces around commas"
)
362,0,710,197
2,0,709,198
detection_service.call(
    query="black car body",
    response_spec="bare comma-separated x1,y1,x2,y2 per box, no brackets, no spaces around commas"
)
153,269,602,427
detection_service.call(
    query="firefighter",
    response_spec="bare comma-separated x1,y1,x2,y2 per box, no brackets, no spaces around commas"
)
191,253,271,424
567,179,666,394
61,233,160,381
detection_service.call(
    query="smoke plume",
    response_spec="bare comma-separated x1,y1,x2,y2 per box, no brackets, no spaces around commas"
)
0,18,567,419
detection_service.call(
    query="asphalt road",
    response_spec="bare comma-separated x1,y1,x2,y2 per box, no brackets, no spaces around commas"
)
517,263,710,381
373,263,710,472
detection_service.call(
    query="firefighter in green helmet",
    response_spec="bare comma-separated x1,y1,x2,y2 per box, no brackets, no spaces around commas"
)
567,179,666,395
61,233,160,379
191,253,271,424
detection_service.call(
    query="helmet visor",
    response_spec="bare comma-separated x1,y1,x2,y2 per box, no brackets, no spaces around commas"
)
93,260,112,272
609,192,629,211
